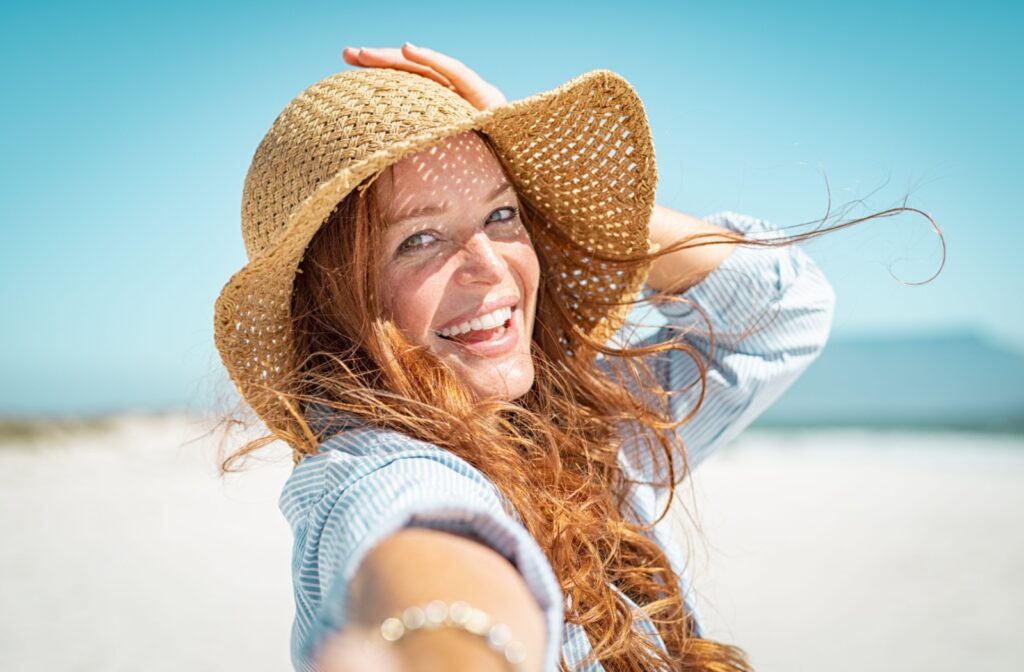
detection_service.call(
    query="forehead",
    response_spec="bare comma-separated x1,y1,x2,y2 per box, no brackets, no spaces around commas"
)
376,131,510,220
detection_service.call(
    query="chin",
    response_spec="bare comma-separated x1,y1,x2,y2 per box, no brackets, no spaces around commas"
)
465,365,535,402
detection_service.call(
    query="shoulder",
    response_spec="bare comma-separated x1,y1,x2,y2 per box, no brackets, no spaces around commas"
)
278,423,510,530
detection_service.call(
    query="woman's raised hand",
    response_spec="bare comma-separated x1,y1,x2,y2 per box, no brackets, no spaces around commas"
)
342,44,507,111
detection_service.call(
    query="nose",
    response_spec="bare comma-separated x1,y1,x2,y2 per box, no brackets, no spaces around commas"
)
455,232,506,285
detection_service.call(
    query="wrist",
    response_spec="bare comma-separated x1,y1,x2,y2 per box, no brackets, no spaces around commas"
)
379,600,529,672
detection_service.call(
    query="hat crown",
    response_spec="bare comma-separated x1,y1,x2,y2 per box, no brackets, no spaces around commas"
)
241,69,478,259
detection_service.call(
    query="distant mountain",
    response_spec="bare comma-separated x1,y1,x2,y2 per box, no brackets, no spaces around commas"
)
753,331,1024,432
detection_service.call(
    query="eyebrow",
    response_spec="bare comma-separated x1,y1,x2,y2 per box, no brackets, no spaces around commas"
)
388,181,514,227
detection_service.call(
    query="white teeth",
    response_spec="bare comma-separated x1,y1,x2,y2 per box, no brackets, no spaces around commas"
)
438,306,513,338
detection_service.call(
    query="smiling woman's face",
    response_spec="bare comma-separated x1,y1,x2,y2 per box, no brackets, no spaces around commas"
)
376,131,540,401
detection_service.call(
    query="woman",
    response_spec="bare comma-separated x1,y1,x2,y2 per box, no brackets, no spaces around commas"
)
215,45,883,671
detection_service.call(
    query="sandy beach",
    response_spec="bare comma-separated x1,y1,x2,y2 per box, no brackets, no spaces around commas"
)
1,415,1021,671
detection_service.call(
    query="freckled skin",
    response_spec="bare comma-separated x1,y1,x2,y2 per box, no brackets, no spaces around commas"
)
377,132,540,401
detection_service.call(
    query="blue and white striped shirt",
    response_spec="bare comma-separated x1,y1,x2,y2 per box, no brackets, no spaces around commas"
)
278,211,836,671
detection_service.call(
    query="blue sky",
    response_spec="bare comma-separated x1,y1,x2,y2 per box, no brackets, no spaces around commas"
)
1,1,1021,414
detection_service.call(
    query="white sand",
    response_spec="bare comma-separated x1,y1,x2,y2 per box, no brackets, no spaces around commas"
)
1,416,1021,671
675,430,1024,672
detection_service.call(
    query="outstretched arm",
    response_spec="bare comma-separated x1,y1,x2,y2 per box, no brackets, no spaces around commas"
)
295,446,564,672
318,528,546,672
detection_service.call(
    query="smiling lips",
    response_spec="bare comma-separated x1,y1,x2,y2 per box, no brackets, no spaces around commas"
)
437,305,514,342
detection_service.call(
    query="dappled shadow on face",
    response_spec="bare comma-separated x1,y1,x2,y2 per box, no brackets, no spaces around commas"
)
375,131,511,226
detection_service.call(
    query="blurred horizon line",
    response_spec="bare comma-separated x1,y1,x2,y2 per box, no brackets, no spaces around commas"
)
2,328,1021,439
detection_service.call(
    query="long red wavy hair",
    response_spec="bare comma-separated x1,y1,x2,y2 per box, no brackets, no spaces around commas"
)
219,131,942,671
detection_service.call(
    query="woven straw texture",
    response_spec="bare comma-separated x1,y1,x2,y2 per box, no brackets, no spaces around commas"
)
214,68,657,434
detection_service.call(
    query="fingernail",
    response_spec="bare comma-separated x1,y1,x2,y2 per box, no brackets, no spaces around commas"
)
404,42,417,49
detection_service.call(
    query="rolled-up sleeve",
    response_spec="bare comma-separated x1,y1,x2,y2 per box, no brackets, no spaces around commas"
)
286,436,565,672
607,210,836,473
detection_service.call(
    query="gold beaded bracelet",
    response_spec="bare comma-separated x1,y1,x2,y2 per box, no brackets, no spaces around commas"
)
378,599,528,671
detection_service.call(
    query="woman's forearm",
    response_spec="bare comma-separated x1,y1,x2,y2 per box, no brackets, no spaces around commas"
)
646,204,743,293
321,528,547,672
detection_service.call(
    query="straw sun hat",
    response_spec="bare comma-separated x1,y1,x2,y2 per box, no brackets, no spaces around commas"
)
214,67,658,430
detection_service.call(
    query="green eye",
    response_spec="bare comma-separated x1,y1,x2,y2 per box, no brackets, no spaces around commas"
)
397,231,438,253
488,206,518,223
